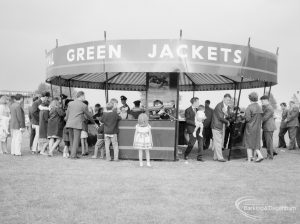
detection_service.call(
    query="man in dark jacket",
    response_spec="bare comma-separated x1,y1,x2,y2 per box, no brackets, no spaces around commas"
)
285,101,299,150
278,102,288,148
184,97,204,161
203,100,213,150
211,94,231,162
9,94,25,156
261,95,276,159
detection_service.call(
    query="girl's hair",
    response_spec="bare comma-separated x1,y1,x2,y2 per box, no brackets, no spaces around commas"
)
138,113,149,127
50,98,59,108
0,96,9,105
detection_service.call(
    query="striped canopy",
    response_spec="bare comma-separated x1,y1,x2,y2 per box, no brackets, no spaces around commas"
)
46,39,278,91
48,72,270,91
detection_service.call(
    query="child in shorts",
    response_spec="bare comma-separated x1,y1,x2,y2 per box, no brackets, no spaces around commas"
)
92,123,105,159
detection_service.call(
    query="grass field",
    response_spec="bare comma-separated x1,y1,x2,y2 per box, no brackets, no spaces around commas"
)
0,128,299,224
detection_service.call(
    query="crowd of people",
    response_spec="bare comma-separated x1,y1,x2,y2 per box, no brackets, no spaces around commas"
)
0,91,155,166
183,92,300,163
0,90,299,164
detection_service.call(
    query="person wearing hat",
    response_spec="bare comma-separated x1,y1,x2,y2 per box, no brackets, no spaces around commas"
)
129,100,144,119
244,92,264,162
284,101,299,150
119,96,130,119
261,95,276,159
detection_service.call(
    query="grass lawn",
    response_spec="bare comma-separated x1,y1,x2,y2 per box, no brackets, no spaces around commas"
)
0,128,299,224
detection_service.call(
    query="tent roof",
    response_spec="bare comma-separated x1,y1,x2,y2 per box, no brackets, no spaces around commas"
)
46,39,278,91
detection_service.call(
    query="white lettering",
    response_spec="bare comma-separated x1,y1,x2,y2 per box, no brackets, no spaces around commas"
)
192,45,204,59
234,50,242,63
220,48,232,62
176,45,188,58
67,49,75,62
86,46,95,60
207,47,217,61
109,45,121,58
97,45,106,59
148,44,157,58
76,48,85,61
160,44,174,58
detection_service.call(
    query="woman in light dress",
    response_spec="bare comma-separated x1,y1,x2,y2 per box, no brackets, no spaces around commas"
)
0,96,10,154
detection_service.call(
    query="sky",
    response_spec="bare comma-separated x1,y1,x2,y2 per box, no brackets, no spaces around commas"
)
0,0,299,109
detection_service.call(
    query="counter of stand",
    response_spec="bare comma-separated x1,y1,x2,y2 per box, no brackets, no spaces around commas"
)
88,119,187,160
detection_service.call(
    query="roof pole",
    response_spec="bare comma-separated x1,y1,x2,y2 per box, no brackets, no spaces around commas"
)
193,84,195,97
68,81,72,98
50,82,53,98
59,76,63,108
145,72,149,116
268,85,272,98
236,77,244,118
263,82,267,95
233,83,237,107
174,72,180,161
228,77,244,161
104,31,109,103
105,72,109,103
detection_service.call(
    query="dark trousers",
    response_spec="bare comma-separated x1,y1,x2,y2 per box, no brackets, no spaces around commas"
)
288,126,297,150
278,127,288,148
69,128,81,158
223,126,233,149
264,131,274,159
203,127,212,149
262,131,266,148
185,132,203,159
296,127,300,148
29,125,36,149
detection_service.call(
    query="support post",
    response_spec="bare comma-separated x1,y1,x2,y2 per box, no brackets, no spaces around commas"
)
174,72,180,161
192,85,195,98
228,77,244,161
103,31,109,103
235,78,244,119
68,81,72,98
268,85,272,97
233,83,237,106
263,82,267,95
59,76,63,108
105,73,109,103
145,73,149,115
50,82,53,98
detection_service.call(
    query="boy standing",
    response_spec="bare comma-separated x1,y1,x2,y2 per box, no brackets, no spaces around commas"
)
92,123,105,159
100,102,122,161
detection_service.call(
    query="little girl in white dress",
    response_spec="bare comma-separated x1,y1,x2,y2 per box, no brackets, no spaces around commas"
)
133,113,153,167
193,105,206,137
